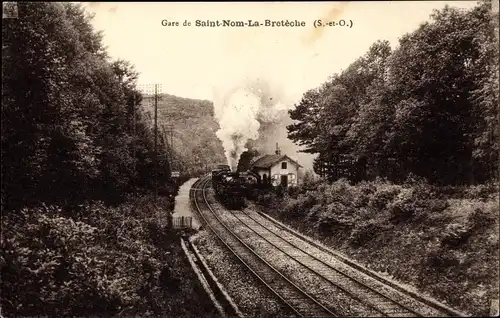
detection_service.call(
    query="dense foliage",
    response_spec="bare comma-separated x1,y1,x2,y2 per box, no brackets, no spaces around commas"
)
264,3,500,315
1,3,218,316
1,2,174,211
1,197,218,317
256,178,498,316
288,1,499,185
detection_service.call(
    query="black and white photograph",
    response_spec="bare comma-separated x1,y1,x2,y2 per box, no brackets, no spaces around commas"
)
1,1,499,317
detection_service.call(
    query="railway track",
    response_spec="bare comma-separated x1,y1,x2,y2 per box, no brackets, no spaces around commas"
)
190,177,337,317
230,209,465,317
192,176,466,317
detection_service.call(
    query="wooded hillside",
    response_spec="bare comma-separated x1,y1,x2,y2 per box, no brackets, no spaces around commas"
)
141,94,226,177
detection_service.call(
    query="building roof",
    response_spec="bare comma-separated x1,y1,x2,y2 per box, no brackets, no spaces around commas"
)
251,154,303,169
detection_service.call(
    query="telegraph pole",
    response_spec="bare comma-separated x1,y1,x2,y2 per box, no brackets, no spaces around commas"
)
153,84,161,203
170,126,173,159
161,124,172,170
132,92,137,172
169,124,174,171
133,92,136,144
139,84,162,203
163,124,176,178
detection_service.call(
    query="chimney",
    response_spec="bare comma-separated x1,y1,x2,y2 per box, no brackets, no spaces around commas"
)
275,142,281,155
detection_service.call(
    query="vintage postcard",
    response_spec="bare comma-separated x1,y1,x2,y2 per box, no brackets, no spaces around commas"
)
2,1,498,317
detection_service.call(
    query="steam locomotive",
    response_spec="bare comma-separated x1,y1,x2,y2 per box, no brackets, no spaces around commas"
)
211,165,260,209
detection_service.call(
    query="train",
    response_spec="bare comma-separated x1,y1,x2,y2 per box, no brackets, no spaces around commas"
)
211,165,261,209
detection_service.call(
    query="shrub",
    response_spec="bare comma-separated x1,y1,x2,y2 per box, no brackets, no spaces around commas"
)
256,192,275,208
358,181,377,196
275,184,286,198
310,201,358,233
1,206,120,316
305,204,324,222
286,186,300,198
302,170,319,191
403,172,429,187
464,183,499,200
0,196,182,317
440,221,474,247
349,221,384,247
369,187,401,210
282,192,318,219
386,183,445,224
387,188,415,223
468,207,496,230
257,176,498,316
426,248,461,271
296,193,318,212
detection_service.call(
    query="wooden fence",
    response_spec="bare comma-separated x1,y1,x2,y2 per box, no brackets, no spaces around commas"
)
172,216,193,229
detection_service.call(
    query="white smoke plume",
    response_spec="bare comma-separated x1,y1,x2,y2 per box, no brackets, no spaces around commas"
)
214,87,261,171
213,77,316,173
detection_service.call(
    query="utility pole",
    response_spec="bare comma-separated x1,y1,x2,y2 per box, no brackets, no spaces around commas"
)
133,92,136,143
169,124,174,171
170,126,173,159
139,84,162,203
153,84,160,203
132,92,137,173
161,124,172,170
164,124,176,178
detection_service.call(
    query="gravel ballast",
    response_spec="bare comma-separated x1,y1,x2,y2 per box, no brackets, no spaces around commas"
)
203,186,460,317
204,190,376,316
191,230,295,317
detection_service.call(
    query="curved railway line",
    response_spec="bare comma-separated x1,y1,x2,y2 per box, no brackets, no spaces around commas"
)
190,176,466,317
191,177,335,317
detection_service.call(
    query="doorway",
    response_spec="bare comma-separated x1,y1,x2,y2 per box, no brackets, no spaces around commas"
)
280,175,288,187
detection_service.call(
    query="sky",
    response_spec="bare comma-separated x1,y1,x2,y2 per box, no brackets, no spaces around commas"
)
82,1,490,171
83,1,481,103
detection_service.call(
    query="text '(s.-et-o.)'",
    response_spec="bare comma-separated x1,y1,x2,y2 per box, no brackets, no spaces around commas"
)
160,19,354,28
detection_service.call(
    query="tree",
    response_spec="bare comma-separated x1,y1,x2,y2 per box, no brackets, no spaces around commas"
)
468,1,499,181
1,2,175,210
287,88,324,154
386,4,493,184
286,2,497,185
288,41,393,180
2,2,103,209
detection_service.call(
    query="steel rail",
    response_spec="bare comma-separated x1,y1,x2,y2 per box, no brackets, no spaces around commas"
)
193,177,337,317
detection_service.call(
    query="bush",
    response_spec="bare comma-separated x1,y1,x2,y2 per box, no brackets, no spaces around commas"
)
286,186,300,198
426,248,461,271
0,194,195,317
386,183,447,224
286,192,317,218
369,187,401,210
2,206,122,316
349,221,385,247
256,192,276,208
440,222,474,247
305,203,324,222
255,175,499,316
468,207,496,229
464,183,499,200
275,184,286,198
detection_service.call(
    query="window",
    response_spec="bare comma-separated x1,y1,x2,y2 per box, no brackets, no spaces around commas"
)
281,162,287,169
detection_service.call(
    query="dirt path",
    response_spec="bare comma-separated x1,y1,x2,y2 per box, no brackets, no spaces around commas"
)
172,178,202,229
